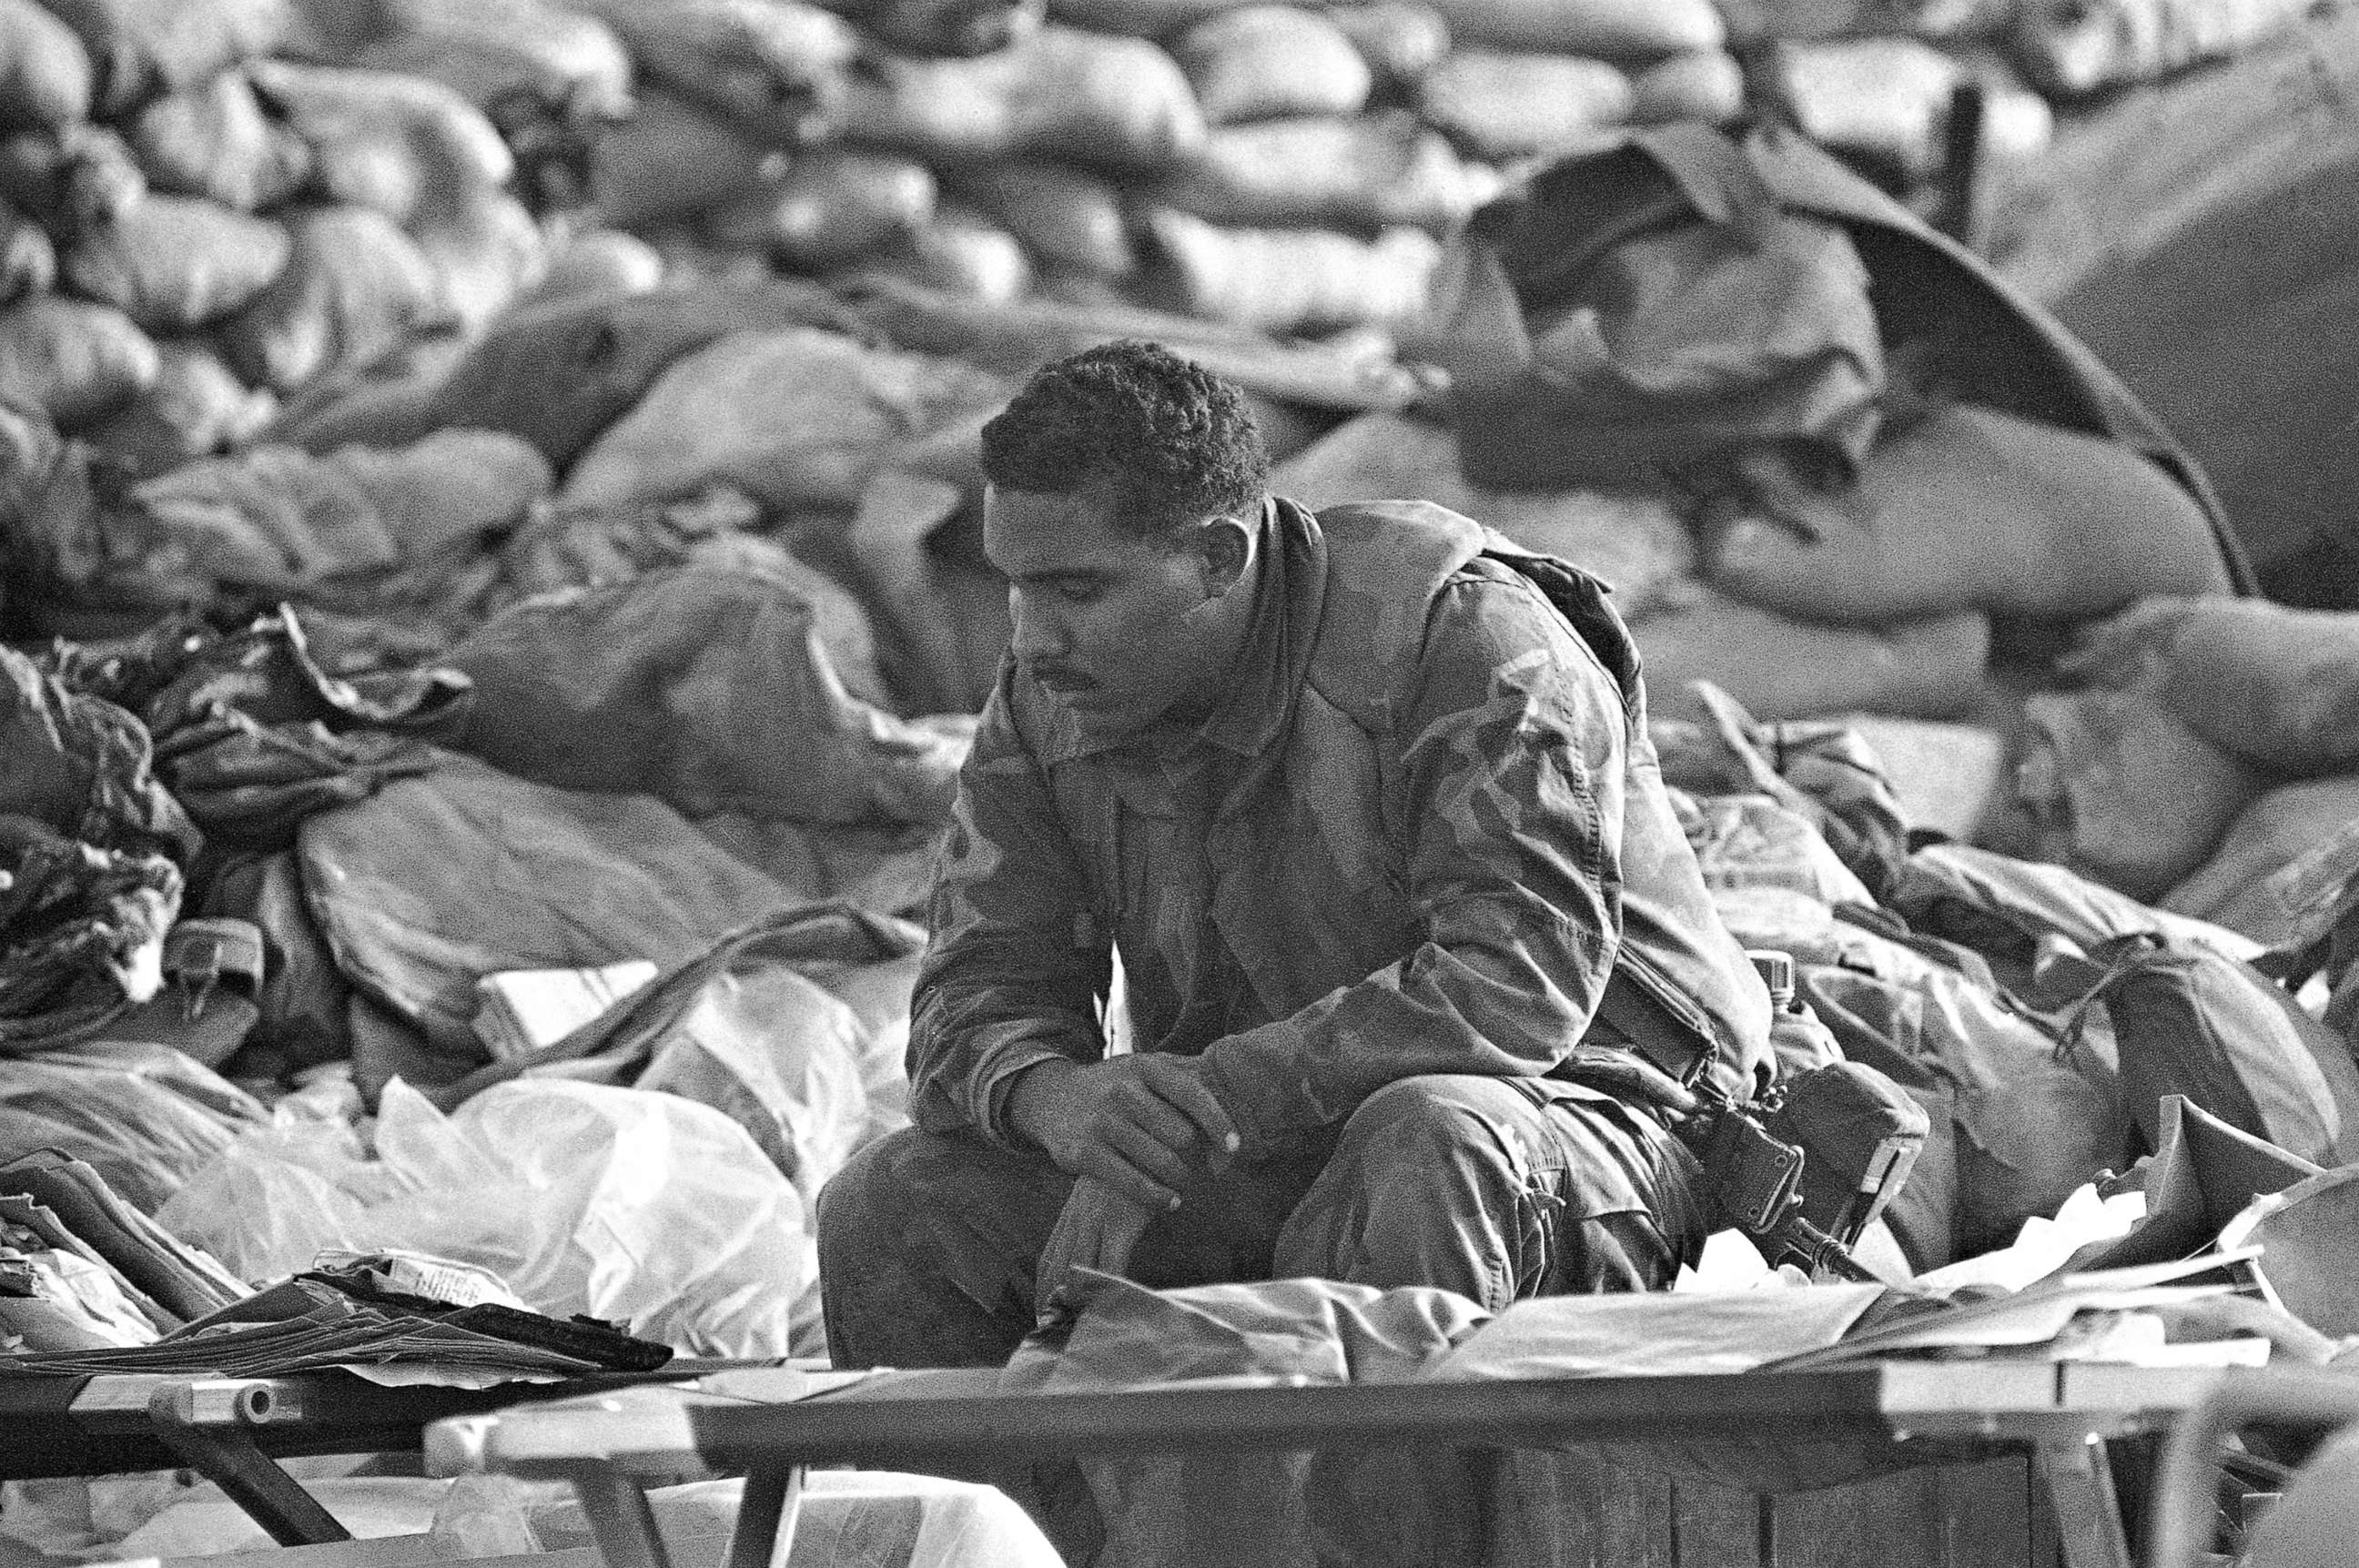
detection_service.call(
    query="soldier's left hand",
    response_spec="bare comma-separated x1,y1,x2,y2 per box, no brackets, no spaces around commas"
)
1035,1175,1159,1320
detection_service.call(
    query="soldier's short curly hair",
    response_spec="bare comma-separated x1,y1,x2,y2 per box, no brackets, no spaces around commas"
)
980,339,1269,537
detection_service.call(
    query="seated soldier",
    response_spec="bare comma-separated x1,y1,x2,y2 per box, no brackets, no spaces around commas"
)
819,339,1775,1372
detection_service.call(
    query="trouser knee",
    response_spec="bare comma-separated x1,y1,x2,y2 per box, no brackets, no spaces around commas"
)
1336,1075,1529,1187
1272,1077,1537,1302
1275,1074,1694,1305
816,1126,1073,1370
815,1128,907,1275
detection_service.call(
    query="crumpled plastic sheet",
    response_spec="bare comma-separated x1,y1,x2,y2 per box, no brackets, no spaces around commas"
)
160,1077,819,1358
1007,1270,1493,1394
1011,1269,1881,1394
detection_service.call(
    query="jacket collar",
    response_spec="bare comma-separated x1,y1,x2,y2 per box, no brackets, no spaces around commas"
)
1033,496,1329,766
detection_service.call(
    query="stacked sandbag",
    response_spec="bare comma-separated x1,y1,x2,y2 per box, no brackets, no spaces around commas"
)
559,323,1016,514
2010,0,2321,96
1382,121,2224,730
0,0,1771,644
0,398,553,632
0,0,2241,615
1767,35,2052,200
1271,407,1696,611
2034,596,2359,940
1710,2,2047,190
1668,398,2232,729
0,19,542,490
276,276,871,462
1268,414,2004,729
0,2,598,487
1724,0,2332,189
464,0,1753,339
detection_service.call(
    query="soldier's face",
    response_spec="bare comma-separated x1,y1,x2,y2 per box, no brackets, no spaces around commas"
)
985,485,1233,740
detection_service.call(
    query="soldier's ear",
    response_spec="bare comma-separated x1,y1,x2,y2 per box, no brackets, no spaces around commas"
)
1196,513,1254,597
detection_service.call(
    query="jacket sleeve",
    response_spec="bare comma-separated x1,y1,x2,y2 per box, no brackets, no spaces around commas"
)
1195,564,1631,1151
905,673,1110,1145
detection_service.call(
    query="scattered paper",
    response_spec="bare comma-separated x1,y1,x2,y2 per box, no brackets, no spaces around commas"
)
1767,1249,2263,1371
1429,1284,1887,1381
1916,1181,2146,1293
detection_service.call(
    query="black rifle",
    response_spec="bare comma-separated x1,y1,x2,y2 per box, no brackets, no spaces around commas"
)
1690,1062,1928,1283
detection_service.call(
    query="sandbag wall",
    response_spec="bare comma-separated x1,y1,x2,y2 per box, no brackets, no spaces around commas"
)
1720,0,2331,191
547,0,1762,339
0,0,1729,655
0,0,1751,473
0,0,565,476
0,0,2314,484
0,0,2337,938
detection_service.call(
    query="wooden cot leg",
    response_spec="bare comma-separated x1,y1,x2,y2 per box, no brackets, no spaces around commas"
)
569,1464,674,1568
144,1387,353,1547
2035,1435,2135,1568
726,1466,807,1568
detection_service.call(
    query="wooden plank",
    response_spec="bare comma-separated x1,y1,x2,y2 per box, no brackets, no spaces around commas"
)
2028,1452,2064,1568
1595,1452,1679,1568
1283,1445,1602,1566
1934,1456,2035,1568
1491,1452,2044,1568
1670,1477,1762,1568
687,1369,1904,1472
1771,1466,1946,1568
1757,1456,2041,1568
1486,1452,2025,1568
1878,1364,2059,1429
1488,1447,1616,1568
142,1415,355,1548
1478,1446,1681,1567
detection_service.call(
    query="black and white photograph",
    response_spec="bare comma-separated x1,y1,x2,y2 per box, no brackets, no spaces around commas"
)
1,2,2354,1564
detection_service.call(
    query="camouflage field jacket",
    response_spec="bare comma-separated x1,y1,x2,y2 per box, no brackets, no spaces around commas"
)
908,497,1773,1156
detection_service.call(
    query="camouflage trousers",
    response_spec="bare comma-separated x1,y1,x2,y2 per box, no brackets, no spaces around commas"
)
816,1072,1707,1373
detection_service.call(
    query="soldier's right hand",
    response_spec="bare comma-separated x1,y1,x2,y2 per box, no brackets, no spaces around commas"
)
1007,1055,1240,1211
